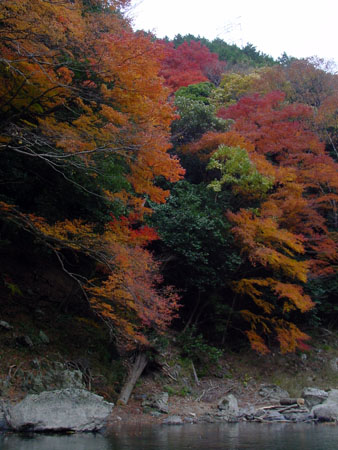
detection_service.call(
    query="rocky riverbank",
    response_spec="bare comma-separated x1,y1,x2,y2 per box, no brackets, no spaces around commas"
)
2,384,338,433
107,385,338,429
1,314,338,432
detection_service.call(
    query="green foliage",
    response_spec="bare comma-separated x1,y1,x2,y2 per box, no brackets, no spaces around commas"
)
171,34,276,68
175,82,215,104
212,72,259,107
177,326,223,366
3,277,23,297
207,145,274,197
149,181,241,294
306,274,338,327
172,95,229,145
163,384,191,397
163,385,176,396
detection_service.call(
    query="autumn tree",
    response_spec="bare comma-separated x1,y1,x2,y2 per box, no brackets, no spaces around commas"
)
248,59,338,158
159,40,226,92
171,34,276,69
0,0,184,354
177,88,338,353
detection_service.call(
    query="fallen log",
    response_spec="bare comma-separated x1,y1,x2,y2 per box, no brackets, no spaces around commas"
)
280,397,305,406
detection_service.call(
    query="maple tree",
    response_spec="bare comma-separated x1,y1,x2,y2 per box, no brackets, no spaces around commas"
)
171,34,275,69
1,0,337,359
219,91,338,248
180,89,338,353
159,40,226,92
0,0,184,348
248,59,338,157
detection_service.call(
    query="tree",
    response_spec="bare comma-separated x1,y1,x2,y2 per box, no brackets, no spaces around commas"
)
159,40,226,92
171,83,229,145
0,0,184,351
248,59,338,158
171,34,276,68
205,144,314,353
212,72,260,108
207,144,273,199
182,90,338,352
149,181,241,337
219,91,338,256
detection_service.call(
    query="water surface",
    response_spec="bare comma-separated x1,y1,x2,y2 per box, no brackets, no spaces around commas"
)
2,423,338,449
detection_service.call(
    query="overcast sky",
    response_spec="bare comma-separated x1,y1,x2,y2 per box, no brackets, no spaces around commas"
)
129,0,338,64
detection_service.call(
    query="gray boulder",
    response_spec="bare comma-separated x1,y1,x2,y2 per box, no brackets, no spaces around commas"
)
22,361,85,393
301,387,328,408
142,392,169,414
330,358,338,372
0,401,10,430
162,415,183,425
217,394,239,421
258,384,289,402
38,330,50,344
0,320,13,330
312,389,338,422
4,388,114,431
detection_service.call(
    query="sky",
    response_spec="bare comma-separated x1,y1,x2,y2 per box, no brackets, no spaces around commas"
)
129,0,338,64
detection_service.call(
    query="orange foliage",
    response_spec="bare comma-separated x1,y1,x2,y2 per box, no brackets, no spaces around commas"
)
87,242,180,347
182,90,338,353
0,0,183,348
185,131,254,162
0,201,180,348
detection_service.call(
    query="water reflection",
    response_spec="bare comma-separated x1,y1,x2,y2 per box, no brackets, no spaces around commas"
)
0,433,110,450
2,423,338,450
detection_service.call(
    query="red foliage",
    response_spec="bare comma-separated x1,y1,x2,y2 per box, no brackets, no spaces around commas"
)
217,91,323,164
159,40,226,92
0,0,183,349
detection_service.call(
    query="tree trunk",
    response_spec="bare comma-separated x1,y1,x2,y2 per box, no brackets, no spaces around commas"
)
118,352,148,405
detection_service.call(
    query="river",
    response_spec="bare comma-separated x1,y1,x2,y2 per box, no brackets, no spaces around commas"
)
1,423,338,449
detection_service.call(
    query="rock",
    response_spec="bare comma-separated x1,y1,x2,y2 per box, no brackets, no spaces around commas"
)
142,392,169,414
4,388,114,432
258,384,289,402
330,358,338,372
0,401,10,430
150,410,162,418
22,360,85,393
239,405,256,418
327,390,338,403
301,387,328,408
283,412,314,422
0,320,13,330
184,416,195,423
312,389,338,422
162,415,183,425
217,394,239,421
202,413,216,423
260,410,285,421
312,404,338,422
39,330,50,344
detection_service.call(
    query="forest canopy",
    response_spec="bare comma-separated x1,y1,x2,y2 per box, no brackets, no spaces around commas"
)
1,0,337,356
